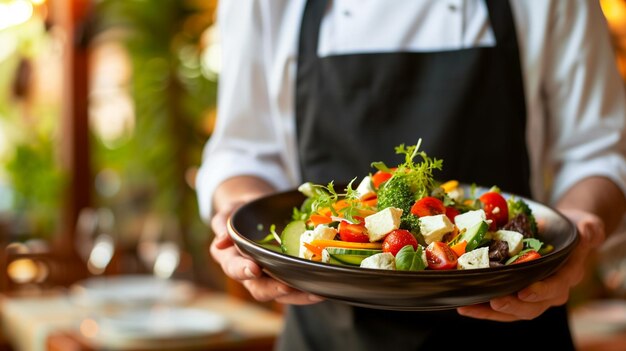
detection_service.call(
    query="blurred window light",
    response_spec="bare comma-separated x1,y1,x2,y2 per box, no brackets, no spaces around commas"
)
153,242,180,279
89,41,135,148
87,234,114,275
201,24,220,81
0,0,33,31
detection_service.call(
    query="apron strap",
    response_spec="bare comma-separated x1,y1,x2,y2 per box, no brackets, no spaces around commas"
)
298,0,328,59
485,0,518,50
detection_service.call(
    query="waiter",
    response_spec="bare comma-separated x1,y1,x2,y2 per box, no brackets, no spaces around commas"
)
197,1,626,350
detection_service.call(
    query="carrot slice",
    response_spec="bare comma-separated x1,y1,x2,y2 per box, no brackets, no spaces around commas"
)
450,240,467,257
333,200,350,211
309,239,382,250
303,242,324,257
309,214,333,227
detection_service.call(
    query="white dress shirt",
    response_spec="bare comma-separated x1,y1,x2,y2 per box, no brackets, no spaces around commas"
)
196,0,626,223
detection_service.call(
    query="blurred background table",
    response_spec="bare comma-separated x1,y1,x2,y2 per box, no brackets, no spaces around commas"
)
0,287,284,351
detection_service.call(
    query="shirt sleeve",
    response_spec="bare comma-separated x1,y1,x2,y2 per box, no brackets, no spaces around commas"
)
543,0,626,205
195,1,293,223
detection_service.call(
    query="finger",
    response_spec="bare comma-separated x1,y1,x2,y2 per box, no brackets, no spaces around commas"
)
490,294,567,320
518,240,587,302
212,233,234,250
518,211,604,302
458,294,566,322
560,209,605,249
242,278,323,305
457,303,520,322
210,243,262,281
211,200,248,241
211,210,231,241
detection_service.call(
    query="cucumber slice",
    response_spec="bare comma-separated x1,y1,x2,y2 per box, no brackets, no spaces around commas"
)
461,221,489,251
259,243,282,253
326,247,383,266
328,254,366,266
280,221,307,256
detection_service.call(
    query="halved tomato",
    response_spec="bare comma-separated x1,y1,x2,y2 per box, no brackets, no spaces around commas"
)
425,241,458,270
371,170,394,188
338,220,369,243
410,197,446,217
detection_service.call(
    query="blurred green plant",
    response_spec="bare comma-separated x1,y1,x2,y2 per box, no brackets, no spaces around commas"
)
92,0,218,281
4,138,65,239
0,16,65,240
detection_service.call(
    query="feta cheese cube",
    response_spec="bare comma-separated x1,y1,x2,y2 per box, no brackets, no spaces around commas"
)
355,176,375,199
364,207,403,242
360,252,396,270
492,229,524,256
454,209,488,232
299,225,337,259
457,247,490,270
419,214,455,244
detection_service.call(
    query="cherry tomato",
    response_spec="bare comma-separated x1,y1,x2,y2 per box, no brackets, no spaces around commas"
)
478,191,509,230
425,241,458,270
338,220,369,243
371,170,393,188
444,206,460,223
382,229,418,256
410,197,445,217
511,250,541,264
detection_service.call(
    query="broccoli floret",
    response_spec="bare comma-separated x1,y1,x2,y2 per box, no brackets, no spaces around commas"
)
401,214,422,237
377,176,421,233
377,176,412,212
506,197,538,236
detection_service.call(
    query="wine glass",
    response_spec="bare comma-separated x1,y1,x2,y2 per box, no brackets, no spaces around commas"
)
75,207,116,275
137,213,181,279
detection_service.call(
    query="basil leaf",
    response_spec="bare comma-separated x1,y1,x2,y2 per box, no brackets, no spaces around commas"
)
523,238,543,251
395,245,426,271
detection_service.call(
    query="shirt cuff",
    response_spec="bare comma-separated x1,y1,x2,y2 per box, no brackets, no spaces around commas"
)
195,152,293,224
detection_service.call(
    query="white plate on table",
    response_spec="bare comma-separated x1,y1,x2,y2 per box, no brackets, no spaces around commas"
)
92,307,230,349
69,274,195,308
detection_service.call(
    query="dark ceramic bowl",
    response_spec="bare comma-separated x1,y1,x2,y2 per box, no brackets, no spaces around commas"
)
227,187,578,311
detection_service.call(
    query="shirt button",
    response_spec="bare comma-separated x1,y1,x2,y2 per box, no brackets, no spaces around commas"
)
448,4,458,12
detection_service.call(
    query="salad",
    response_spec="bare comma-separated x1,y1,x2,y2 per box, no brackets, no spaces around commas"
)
259,140,553,271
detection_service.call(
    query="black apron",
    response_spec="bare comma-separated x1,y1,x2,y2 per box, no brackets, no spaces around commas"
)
279,0,575,350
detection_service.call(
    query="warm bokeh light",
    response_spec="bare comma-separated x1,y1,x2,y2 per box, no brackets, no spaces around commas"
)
7,258,38,284
601,0,626,31
153,242,180,279
600,0,626,79
79,318,100,338
0,0,33,31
